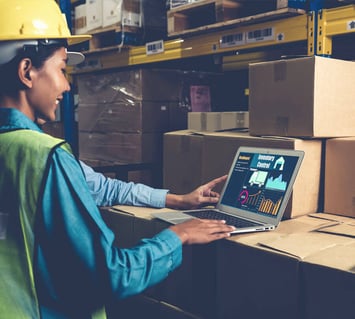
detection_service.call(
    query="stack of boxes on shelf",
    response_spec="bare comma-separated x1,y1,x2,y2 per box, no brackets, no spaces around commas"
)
74,0,167,46
248,55,355,219
76,69,224,186
161,55,355,319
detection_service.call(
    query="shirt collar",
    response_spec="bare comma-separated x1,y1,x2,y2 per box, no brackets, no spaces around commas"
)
0,108,42,133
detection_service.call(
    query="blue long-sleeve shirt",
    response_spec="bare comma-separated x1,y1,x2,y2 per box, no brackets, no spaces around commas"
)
80,161,169,208
0,108,182,318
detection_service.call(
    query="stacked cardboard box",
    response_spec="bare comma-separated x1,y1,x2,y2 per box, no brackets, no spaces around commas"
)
164,56,355,218
101,206,355,319
163,130,322,220
76,69,223,185
248,56,355,219
74,0,167,45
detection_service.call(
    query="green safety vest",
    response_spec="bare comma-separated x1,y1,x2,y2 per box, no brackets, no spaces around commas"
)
0,129,105,319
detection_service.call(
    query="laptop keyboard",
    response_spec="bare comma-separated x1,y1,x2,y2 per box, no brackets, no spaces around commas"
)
185,210,261,228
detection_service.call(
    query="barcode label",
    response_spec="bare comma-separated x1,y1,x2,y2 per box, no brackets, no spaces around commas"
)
246,27,274,43
220,33,245,48
146,40,164,55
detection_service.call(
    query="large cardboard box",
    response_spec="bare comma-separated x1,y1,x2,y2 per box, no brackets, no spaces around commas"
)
301,216,355,319
164,130,322,219
324,137,355,218
249,56,355,137
103,206,218,319
216,214,355,319
79,131,163,163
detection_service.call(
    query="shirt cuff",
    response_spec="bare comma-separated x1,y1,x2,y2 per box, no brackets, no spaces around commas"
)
154,228,183,271
149,188,169,208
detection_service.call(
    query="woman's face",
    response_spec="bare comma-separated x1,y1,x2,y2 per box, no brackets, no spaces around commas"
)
27,47,70,122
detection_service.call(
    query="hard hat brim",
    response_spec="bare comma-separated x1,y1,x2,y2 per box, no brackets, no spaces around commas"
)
67,51,85,66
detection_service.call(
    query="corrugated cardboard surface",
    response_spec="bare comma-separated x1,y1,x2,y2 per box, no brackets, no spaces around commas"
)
324,137,355,218
188,111,249,131
217,213,355,319
79,131,163,163
102,207,355,319
104,205,219,319
78,102,171,133
164,130,322,219
163,130,206,194
249,56,355,138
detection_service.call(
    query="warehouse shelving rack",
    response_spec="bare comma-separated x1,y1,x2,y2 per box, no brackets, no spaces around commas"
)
72,9,313,73
60,0,355,148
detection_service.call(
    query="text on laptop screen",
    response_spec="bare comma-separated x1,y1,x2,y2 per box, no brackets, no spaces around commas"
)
220,151,299,218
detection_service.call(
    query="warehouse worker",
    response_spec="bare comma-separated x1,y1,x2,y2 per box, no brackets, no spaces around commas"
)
0,1,235,319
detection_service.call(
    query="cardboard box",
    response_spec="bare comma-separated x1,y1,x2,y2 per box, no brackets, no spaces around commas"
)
164,130,322,219
163,130,205,194
86,0,103,32
78,101,171,133
76,69,213,104
301,215,355,319
249,56,355,137
188,112,249,131
216,214,354,319
103,206,218,318
74,3,87,35
78,131,163,163
324,137,355,218
102,0,141,28
102,207,355,319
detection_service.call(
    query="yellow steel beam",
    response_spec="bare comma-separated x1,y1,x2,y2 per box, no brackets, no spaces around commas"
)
181,14,309,58
317,4,355,56
73,13,311,73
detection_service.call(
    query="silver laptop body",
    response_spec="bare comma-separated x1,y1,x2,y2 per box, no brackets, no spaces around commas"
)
153,146,304,234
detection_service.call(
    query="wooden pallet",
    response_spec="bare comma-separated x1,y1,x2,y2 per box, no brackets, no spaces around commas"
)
87,25,142,52
167,0,306,37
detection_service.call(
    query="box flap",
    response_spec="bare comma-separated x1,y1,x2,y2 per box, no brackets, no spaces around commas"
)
303,242,355,272
309,212,355,223
316,223,355,238
228,215,338,249
110,205,176,220
258,232,353,259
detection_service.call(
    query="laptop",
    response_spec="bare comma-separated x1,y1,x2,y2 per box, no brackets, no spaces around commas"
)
152,146,304,234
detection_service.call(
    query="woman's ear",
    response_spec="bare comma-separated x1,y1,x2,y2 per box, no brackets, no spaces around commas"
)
18,58,33,88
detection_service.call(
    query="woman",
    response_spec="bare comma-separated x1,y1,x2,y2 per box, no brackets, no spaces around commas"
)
0,1,235,318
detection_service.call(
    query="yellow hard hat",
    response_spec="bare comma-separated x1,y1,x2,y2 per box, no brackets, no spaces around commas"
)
0,0,91,65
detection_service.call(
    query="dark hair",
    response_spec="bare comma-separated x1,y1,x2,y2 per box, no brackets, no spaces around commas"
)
0,40,66,96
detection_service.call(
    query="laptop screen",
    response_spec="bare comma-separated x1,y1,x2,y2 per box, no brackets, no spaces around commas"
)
220,150,301,220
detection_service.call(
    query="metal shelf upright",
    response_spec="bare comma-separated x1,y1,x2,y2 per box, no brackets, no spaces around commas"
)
316,4,355,56
59,0,78,153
